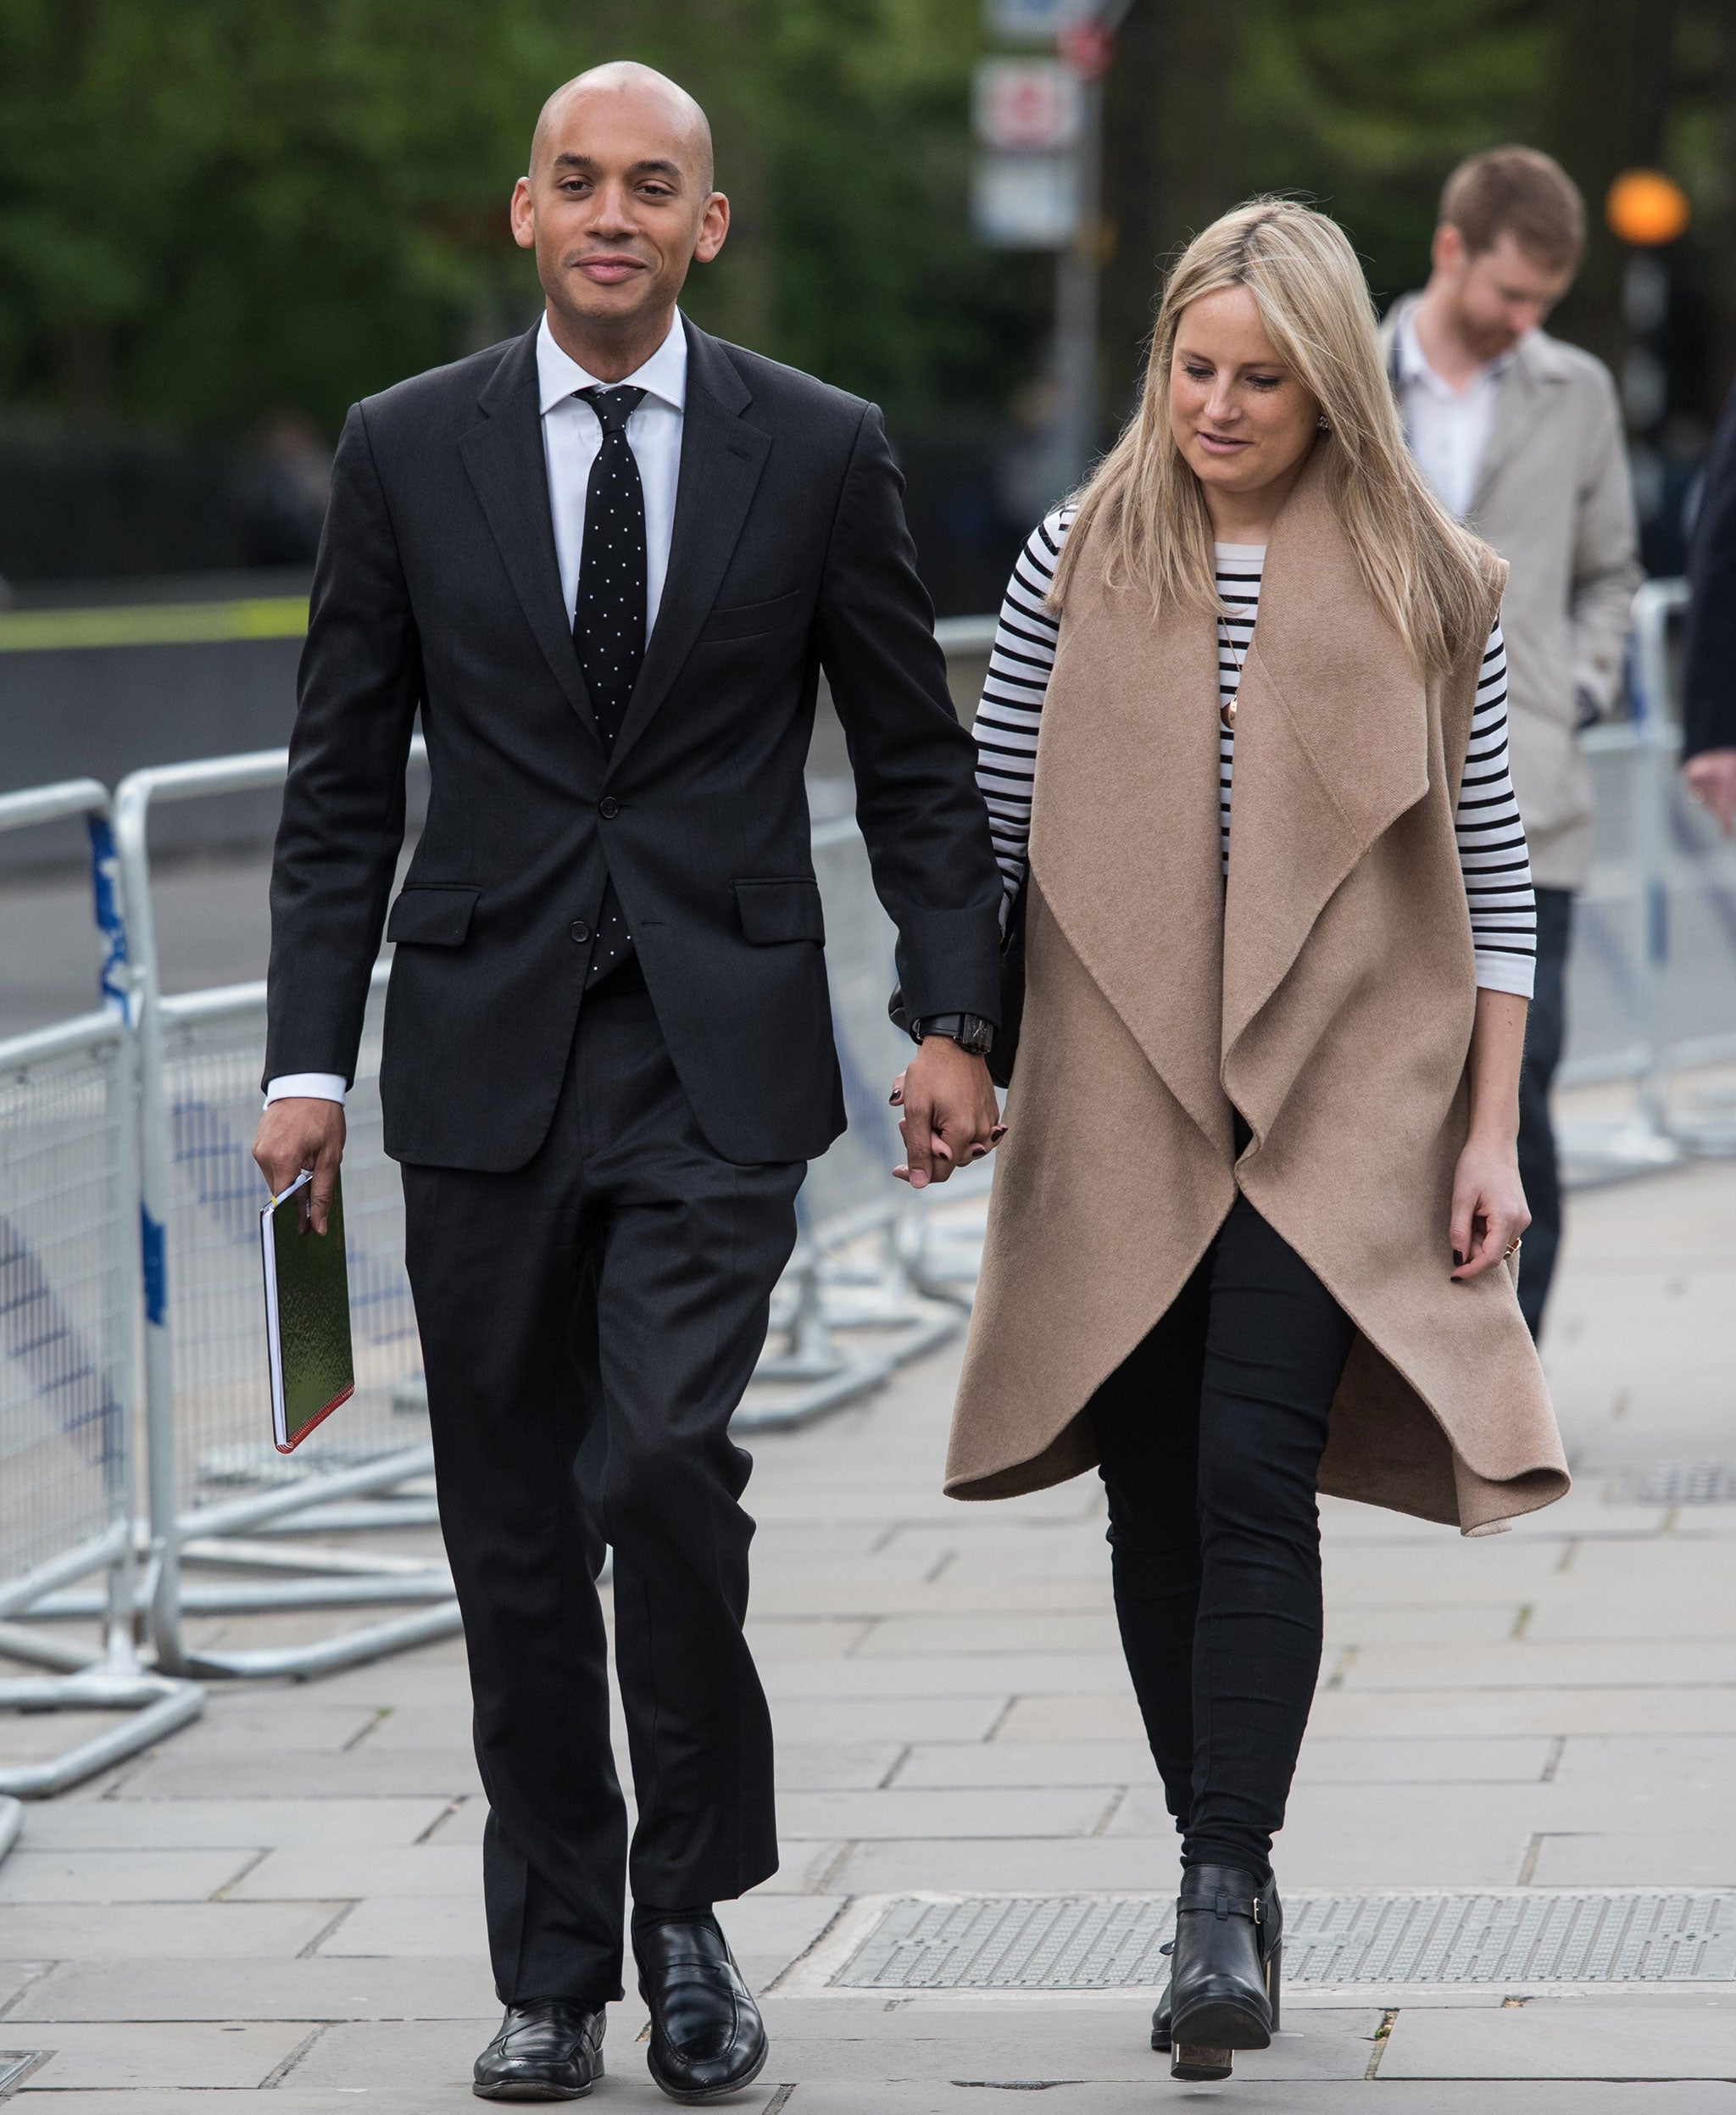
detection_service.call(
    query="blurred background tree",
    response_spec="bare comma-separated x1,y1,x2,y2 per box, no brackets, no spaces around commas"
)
0,0,1730,592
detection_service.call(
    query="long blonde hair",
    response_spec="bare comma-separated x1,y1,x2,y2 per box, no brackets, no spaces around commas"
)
1050,198,1494,672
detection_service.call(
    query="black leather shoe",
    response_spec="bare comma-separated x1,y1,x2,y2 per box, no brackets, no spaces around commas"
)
472,2002,605,2100
1165,1865,1283,2080
1152,1879,1283,2060
635,1914,768,2105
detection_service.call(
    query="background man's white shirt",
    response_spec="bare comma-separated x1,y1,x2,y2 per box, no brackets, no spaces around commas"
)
264,312,690,1110
1394,308,1513,521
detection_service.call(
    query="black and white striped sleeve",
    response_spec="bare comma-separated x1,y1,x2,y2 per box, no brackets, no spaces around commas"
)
972,509,1072,903
1455,621,1537,997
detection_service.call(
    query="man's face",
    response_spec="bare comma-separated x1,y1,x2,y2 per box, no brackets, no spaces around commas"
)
509,83,727,337
1435,225,1576,362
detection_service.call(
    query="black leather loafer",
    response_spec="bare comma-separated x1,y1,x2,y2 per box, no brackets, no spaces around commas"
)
1166,1864,1283,2078
473,2001,605,2100
635,1914,768,2105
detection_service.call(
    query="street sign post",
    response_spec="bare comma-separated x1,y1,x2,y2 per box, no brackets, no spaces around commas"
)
971,155,1079,250
982,0,1095,42
972,58,1082,154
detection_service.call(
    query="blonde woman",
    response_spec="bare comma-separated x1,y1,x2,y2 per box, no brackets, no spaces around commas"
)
946,202,1568,2081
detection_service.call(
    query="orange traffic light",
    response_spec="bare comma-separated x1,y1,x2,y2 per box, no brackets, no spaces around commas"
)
1605,170,1690,248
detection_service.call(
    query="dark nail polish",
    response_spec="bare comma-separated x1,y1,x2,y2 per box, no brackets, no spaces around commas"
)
1452,1250,1463,1266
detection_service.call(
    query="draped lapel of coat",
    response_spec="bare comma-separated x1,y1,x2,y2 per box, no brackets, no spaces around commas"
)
1027,451,1429,1146
1220,454,1429,1087
1027,533,1227,1149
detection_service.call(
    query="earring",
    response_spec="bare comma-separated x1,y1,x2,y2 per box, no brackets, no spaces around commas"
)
1317,413,1332,434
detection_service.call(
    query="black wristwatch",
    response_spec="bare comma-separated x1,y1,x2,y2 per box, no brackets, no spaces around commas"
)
912,1012,995,1059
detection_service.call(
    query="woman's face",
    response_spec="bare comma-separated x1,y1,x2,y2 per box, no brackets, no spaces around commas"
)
1168,286,1321,508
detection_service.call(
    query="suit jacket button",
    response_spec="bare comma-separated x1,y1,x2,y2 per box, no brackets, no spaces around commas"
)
570,921,590,944
599,796,619,819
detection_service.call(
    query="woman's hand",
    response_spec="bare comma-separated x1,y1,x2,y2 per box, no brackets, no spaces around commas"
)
887,1047,1004,1187
1449,1133,1530,1282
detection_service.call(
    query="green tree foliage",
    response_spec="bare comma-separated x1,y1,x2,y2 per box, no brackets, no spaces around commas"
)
0,0,1031,438
1102,0,1736,421
1,0,1731,445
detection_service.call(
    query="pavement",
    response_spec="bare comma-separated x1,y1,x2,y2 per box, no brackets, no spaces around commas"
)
3,1149,1736,2107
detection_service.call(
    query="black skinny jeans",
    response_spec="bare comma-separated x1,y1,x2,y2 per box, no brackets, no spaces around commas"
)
1091,1192,1355,1884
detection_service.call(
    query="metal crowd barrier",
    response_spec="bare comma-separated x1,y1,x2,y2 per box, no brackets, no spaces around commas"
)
109,745,459,1681
97,713,993,1675
0,781,203,1811
1557,579,1736,1182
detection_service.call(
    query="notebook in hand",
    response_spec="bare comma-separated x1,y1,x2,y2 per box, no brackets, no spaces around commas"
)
260,1168,355,1453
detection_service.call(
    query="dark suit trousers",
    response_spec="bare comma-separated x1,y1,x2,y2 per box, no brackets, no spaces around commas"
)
402,982,804,2007
1516,886,1572,1339
1091,1194,1355,1884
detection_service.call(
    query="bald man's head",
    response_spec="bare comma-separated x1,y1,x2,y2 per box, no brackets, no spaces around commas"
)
509,60,729,380
531,63,714,192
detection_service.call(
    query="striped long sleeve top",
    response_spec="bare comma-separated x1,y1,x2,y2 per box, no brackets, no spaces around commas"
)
972,511,1538,998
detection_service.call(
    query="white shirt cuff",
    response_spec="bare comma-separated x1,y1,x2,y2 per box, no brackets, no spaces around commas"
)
264,1073,348,1107
1472,955,1536,1000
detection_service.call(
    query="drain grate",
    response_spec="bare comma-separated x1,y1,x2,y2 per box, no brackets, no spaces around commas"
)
1613,1462,1736,1506
834,1893,1736,1990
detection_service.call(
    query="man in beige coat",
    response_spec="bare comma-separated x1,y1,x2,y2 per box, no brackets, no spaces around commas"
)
1381,147,1640,1339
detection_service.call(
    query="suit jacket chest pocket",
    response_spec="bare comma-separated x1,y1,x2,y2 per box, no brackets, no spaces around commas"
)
387,886,480,946
735,877,825,945
698,587,810,645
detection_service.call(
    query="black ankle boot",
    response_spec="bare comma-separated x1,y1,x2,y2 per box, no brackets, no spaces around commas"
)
1164,1865,1282,2080
1150,1878,1283,2056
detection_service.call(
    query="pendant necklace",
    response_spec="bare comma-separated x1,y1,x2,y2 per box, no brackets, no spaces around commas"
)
1217,611,1245,730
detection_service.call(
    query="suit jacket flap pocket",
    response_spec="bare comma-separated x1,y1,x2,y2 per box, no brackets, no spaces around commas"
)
387,886,480,947
735,877,825,945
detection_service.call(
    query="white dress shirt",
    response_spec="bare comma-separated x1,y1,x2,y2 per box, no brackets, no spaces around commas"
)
1394,309,1513,522
265,312,690,1110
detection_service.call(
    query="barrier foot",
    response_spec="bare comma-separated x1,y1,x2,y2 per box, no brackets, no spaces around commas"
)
177,1597,463,1682
0,1797,21,1863
0,1672,205,1798
1557,1112,1684,1190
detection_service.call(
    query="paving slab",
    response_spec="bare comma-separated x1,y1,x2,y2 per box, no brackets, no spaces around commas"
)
16,2022,313,2090
0,1902,346,1958
7,1955,498,2022
108,1747,485,1800
893,1741,1156,1788
225,1844,480,1901
773,2088,1736,2112
1381,1999,1736,2079
754,1996,1383,2081
16,1799,452,1850
760,1654,1137,1700
1527,1830,1736,1886
0,1850,258,1904
767,1698,1010,1745
776,1788,1110,1840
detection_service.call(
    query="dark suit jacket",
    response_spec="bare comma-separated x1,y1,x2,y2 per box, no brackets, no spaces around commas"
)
263,317,1003,1170
1683,380,1736,763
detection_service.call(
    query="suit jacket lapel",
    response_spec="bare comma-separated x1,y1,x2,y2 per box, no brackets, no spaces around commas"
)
459,326,597,736
608,320,771,774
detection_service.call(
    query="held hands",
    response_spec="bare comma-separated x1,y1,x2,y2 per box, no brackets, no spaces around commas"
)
252,1099,347,1234
887,1038,1004,1188
1449,1130,1530,1283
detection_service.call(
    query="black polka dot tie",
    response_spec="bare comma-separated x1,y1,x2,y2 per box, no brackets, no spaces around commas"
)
574,385,647,989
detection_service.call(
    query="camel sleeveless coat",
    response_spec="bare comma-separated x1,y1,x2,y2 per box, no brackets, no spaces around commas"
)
947,457,1569,1534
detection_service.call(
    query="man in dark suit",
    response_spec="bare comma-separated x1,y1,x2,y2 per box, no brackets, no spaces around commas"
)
253,62,1004,2104
1683,381,1736,837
